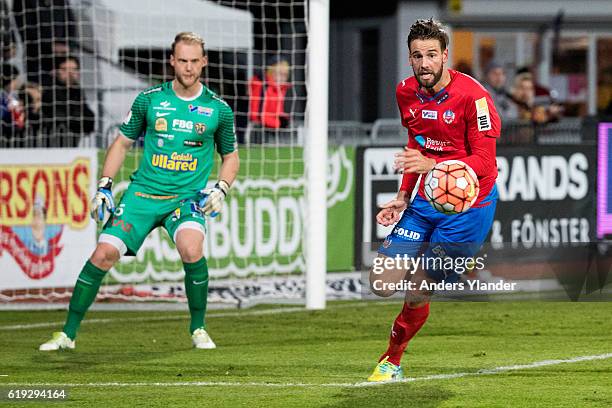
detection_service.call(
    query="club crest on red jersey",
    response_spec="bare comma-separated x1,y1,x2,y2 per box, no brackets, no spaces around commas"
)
443,109,455,124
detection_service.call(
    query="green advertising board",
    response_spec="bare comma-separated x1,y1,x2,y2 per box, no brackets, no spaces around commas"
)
100,146,355,284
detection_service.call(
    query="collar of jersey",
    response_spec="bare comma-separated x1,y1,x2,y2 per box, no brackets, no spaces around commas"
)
171,82,204,101
415,86,447,104
415,70,457,104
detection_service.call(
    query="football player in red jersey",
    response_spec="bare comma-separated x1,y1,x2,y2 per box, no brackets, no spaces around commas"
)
367,18,501,382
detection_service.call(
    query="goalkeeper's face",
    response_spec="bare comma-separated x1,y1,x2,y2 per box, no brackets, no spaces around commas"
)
409,38,448,91
171,41,207,89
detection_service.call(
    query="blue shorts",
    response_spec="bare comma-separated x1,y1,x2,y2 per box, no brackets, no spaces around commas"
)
378,186,498,283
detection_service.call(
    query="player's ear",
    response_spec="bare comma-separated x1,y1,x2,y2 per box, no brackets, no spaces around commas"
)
442,48,449,64
202,55,208,67
170,53,176,67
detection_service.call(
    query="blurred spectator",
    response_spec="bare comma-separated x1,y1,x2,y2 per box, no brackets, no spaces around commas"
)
511,72,562,125
482,61,518,120
511,72,536,121
516,66,563,122
248,55,292,130
0,63,26,146
13,0,77,84
41,56,95,147
20,81,42,137
516,66,555,100
1,0,16,60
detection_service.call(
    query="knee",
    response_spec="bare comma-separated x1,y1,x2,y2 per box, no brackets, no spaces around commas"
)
177,244,203,264
369,269,397,298
404,290,431,307
89,244,120,270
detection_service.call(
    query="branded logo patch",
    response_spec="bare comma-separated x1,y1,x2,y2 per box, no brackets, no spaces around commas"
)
443,109,455,124
151,152,198,172
156,112,170,117
393,227,421,240
195,123,206,135
155,118,168,132
184,140,203,147
409,108,418,118
172,119,193,132
188,105,214,116
154,100,176,111
383,237,392,248
422,110,438,120
475,97,492,131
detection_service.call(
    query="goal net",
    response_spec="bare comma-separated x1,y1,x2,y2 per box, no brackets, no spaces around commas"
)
0,0,338,309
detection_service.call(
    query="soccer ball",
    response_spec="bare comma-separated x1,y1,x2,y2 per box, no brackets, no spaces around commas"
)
424,160,479,214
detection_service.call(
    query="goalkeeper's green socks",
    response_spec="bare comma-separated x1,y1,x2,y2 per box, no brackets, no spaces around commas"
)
63,261,107,340
184,257,209,334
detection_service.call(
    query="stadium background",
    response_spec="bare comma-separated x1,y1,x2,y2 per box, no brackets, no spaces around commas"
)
1,0,610,305
1,1,612,406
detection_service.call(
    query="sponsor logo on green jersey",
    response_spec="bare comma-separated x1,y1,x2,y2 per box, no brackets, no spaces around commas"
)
151,152,198,172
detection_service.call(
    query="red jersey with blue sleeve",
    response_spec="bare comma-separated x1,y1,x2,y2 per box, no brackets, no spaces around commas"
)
397,69,501,206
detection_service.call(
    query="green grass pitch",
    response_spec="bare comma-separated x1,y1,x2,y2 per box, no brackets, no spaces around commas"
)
1,301,611,407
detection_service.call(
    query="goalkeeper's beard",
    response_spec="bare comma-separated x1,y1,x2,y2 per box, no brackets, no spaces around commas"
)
176,73,201,90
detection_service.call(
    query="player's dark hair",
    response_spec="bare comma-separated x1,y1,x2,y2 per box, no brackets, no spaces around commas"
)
407,18,449,51
171,32,206,56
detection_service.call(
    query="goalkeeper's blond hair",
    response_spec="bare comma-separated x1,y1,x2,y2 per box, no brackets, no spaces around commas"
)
171,32,206,56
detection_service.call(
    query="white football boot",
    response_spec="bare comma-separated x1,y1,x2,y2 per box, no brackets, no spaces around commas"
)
191,328,216,349
39,332,75,351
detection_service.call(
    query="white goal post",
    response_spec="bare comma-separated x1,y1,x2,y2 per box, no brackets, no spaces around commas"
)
305,0,330,310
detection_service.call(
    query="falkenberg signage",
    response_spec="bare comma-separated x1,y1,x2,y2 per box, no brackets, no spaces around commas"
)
355,145,596,268
491,145,596,262
106,146,355,284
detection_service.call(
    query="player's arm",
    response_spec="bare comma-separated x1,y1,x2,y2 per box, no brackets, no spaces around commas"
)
198,103,240,217
397,133,429,189
90,133,135,222
460,93,501,176
100,133,134,179
377,89,420,226
377,135,420,226
217,151,239,186
91,92,147,221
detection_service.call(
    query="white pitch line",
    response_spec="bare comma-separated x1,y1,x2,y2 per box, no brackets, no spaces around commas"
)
0,302,383,331
1,353,610,388
353,352,612,387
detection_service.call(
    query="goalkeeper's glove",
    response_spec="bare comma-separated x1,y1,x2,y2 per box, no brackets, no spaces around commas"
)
90,176,115,222
197,180,230,217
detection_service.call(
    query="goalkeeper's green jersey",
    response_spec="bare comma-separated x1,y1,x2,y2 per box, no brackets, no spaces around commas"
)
119,81,237,197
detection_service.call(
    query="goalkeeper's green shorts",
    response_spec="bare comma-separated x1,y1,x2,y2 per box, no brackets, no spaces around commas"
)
99,185,206,256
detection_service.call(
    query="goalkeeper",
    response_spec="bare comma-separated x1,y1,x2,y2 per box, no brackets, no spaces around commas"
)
40,32,239,351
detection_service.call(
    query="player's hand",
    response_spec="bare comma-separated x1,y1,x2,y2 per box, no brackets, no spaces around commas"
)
90,177,115,222
394,147,436,174
376,199,407,227
197,180,230,217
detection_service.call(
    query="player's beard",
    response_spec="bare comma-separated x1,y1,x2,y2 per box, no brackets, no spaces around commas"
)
176,71,201,89
415,65,443,90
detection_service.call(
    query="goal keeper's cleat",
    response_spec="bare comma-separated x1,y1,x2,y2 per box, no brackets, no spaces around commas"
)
367,356,404,382
191,328,216,349
39,332,75,351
